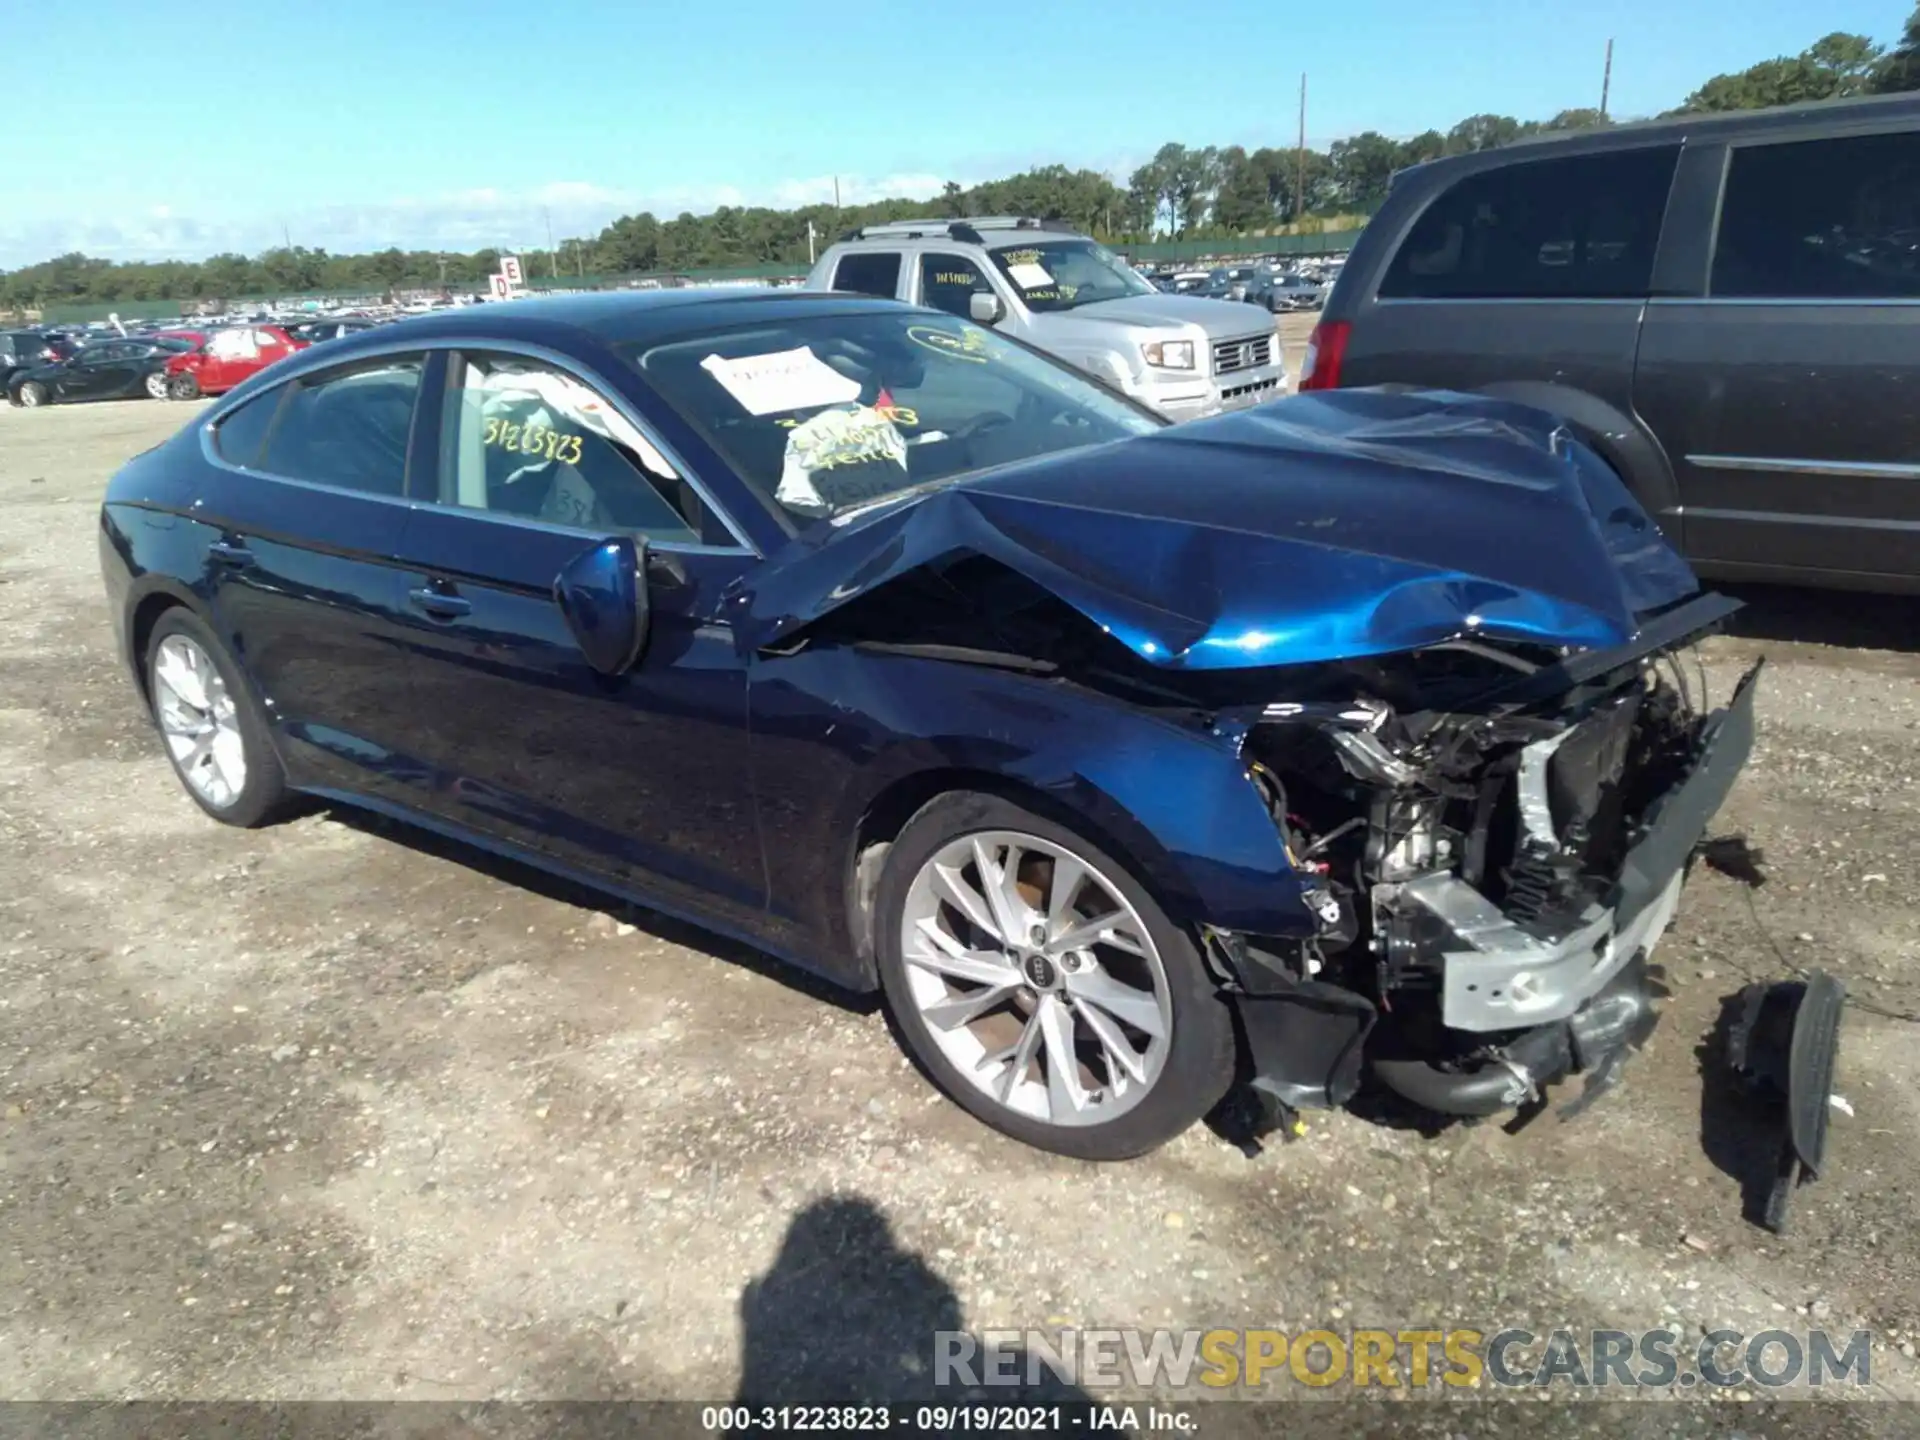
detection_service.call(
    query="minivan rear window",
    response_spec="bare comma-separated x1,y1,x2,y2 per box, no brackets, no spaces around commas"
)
1378,145,1679,300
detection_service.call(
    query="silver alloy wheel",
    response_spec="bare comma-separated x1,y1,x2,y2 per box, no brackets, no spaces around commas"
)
898,830,1174,1128
18,382,44,407
151,634,248,808
145,371,170,399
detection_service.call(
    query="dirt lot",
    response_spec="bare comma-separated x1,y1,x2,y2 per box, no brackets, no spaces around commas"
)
4,339,1919,1433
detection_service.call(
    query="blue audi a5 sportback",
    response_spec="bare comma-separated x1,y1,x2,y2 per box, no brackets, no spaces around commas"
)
99,290,1758,1159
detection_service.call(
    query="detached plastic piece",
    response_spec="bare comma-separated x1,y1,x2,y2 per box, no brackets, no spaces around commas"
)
1725,970,1846,1233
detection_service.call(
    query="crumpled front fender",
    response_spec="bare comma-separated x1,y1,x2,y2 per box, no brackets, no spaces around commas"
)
750,647,1321,954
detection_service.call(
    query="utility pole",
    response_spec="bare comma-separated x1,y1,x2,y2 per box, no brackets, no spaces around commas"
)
1294,73,1308,226
807,219,817,264
1600,38,1614,118
545,208,557,276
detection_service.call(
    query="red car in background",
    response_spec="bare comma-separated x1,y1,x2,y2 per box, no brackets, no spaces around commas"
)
162,325,306,399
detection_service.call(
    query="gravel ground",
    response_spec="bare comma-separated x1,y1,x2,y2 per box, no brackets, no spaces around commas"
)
3,340,1918,1434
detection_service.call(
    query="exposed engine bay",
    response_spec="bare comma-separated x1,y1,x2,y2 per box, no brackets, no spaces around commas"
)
1219,610,1762,1123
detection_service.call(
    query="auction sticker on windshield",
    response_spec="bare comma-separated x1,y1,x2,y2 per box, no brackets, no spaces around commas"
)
701,346,861,416
906,325,991,364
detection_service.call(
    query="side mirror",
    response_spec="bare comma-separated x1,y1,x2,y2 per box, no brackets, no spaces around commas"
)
969,292,1004,325
554,535,650,676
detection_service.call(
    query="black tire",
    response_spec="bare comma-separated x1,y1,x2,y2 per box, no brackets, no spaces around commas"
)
17,380,49,408
144,608,290,828
875,790,1235,1160
167,372,201,401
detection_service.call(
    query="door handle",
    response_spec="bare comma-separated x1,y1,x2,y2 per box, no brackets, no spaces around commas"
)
207,540,256,569
408,585,472,620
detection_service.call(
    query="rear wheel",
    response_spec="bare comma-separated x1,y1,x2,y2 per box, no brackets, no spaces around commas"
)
145,609,288,827
17,380,48,408
875,791,1234,1160
144,371,170,400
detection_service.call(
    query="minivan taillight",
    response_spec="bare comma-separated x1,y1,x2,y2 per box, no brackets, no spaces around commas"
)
1297,319,1351,392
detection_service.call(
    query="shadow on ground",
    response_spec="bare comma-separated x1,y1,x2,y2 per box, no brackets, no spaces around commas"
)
1719,582,1920,655
735,1196,1091,1407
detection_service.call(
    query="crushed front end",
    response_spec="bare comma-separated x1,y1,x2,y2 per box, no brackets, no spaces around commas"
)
1213,592,1760,1122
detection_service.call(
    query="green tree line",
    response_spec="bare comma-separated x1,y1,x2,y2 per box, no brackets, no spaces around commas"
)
6,10,1916,313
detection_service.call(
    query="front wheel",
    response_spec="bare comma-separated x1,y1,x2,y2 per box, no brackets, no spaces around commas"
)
875,791,1235,1160
167,372,201,401
17,380,48,408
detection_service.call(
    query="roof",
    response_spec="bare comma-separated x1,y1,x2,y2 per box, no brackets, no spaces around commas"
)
325,288,908,350
1414,90,1920,176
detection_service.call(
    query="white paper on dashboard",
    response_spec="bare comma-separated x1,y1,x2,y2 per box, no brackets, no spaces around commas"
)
701,347,862,416
1005,261,1054,289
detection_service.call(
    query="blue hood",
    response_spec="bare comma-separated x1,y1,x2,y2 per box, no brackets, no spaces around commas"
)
738,388,1700,671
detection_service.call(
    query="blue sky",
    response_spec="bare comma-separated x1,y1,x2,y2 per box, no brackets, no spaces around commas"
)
3,0,1906,266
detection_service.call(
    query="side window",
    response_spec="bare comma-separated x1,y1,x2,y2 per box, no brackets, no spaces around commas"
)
831,250,903,298
1379,146,1678,300
917,253,994,317
1711,130,1920,299
211,387,285,467
437,352,702,543
259,356,424,496
207,329,260,361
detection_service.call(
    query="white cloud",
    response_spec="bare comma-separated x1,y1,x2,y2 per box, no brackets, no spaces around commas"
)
0,173,959,268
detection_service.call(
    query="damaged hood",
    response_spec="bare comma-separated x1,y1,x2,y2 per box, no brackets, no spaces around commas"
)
737,388,1701,671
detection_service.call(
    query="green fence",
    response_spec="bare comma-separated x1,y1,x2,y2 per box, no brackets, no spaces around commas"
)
37,227,1367,324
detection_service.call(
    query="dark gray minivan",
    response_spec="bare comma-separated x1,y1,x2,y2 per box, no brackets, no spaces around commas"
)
1301,93,1920,592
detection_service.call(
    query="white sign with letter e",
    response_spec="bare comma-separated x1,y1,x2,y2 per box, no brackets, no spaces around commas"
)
500,254,524,287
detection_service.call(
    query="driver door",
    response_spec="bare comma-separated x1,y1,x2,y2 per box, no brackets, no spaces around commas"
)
199,329,260,391
390,347,769,926
58,345,129,399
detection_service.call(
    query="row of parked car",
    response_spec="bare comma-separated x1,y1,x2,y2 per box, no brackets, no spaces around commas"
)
1145,258,1342,311
2,313,388,409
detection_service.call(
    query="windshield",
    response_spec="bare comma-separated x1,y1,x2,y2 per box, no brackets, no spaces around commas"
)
986,239,1157,314
633,310,1161,522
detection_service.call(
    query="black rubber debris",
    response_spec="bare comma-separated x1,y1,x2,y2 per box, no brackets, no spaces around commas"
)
1724,970,1846,1233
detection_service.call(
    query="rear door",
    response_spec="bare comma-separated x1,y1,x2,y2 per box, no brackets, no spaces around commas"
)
1633,123,1920,583
1336,144,1679,513
388,347,768,924
196,351,435,807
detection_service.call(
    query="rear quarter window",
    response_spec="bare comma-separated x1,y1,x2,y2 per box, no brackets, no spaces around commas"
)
831,250,903,298
211,387,284,467
1379,145,1679,300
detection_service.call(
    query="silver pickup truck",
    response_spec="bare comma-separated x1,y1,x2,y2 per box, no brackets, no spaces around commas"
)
804,218,1287,421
